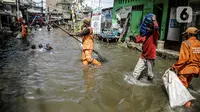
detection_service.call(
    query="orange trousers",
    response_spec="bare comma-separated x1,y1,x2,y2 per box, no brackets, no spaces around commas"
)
22,33,27,38
178,74,193,88
22,27,27,38
82,49,101,66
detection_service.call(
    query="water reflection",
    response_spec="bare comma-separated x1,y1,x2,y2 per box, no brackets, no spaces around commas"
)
83,66,99,93
0,36,33,112
20,38,30,48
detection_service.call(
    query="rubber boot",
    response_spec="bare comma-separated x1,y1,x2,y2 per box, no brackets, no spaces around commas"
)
83,60,88,66
91,59,101,66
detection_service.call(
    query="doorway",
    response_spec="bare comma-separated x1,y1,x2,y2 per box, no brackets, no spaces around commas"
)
153,4,164,33
130,5,144,35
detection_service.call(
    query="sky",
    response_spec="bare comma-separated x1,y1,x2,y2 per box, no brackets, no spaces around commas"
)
84,0,114,9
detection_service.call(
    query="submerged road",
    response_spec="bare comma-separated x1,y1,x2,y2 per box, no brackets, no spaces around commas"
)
0,27,200,112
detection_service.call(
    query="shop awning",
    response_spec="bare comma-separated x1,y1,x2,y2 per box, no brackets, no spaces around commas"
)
28,9,42,14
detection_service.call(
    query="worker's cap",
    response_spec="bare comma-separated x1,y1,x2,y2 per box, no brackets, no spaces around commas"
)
182,27,199,35
83,18,91,25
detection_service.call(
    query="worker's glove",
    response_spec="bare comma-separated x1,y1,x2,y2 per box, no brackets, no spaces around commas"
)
169,67,174,71
169,67,177,74
194,74,199,78
152,15,156,21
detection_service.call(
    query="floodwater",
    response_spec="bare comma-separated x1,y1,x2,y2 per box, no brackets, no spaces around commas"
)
0,27,200,112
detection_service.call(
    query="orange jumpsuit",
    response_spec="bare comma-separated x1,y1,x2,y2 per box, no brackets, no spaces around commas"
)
81,27,101,66
22,24,28,38
172,37,200,88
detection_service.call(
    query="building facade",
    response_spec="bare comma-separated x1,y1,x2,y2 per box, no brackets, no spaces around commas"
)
56,0,72,20
112,0,169,41
46,0,58,7
112,0,190,50
101,7,112,29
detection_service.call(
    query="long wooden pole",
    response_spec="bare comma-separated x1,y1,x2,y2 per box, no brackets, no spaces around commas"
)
52,23,106,62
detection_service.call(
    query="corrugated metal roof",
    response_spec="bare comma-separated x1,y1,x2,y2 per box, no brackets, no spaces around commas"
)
0,10,11,15
28,8,42,14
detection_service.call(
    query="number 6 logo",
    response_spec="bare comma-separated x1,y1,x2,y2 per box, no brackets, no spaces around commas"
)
176,6,193,23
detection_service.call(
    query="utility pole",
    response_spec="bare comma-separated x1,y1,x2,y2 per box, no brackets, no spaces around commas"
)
16,0,19,20
48,5,50,23
41,0,43,14
18,0,21,20
16,0,18,16
18,0,20,10
91,0,92,8
31,0,33,8
99,0,101,7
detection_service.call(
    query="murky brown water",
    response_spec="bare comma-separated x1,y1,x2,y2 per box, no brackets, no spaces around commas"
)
0,27,200,112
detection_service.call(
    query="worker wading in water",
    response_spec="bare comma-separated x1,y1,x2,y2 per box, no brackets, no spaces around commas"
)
77,19,101,66
21,21,28,39
171,27,200,107
125,14,159,82
21,20,29,46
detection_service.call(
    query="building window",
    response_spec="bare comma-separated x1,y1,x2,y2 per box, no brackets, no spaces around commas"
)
132,5,144,11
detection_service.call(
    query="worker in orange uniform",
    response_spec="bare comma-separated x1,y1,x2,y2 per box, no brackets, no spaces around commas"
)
171,27,200,107
21,21,28,38
77,19,101,66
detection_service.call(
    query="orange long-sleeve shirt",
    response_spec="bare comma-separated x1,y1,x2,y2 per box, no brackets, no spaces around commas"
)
173,37,200,75
79,27,94,50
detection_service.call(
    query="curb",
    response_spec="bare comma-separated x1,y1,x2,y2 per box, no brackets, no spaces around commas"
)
126,42,179,60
